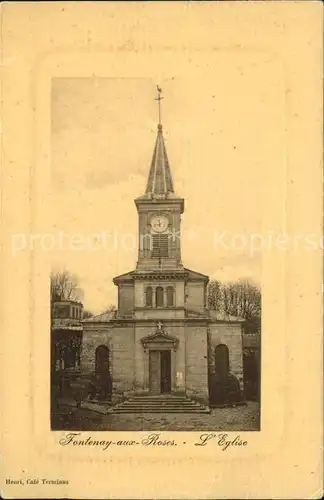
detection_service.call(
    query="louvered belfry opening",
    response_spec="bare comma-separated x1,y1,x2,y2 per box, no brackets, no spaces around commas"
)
151,233,169,258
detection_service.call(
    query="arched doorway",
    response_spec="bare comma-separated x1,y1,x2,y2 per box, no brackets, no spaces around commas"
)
215,344,229,382
209,344,230,406
95,345,110,374
90,345,112,401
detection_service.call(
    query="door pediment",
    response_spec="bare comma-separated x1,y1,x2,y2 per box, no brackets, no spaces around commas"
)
141,330,179,351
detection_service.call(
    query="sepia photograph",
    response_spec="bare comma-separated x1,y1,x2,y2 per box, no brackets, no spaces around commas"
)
1,2,322,499
50,78,262,432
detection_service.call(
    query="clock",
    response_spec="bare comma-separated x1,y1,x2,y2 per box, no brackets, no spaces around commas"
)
151,215,169,233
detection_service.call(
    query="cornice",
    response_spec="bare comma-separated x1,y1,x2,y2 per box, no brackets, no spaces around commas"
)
135,198,184,207
82,316,243,328
135,306,184,311
134,272,187,281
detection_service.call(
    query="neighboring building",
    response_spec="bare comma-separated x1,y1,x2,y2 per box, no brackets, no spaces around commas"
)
81,121,245,406
51,300,84,372
242,332,260,400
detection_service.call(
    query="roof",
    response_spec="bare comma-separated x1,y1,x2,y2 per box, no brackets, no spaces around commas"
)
52,326,83,332
184,267,209,282
209,310,245,323
52,318,83,331
52,299,83,306
113,270,135,284
82,310,117,323
113,267,209,285
186,309,209,318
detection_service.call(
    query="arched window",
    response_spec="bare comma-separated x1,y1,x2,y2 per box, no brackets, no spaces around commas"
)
145,286,153,307
215,344,229,381
95,345,110,374
156,286,164,307
167,286,174,307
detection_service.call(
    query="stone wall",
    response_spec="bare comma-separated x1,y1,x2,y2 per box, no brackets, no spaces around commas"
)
118,284,134,315
168,324,186,394
208,323,244,390
185,281,205,313
81,323,135,394
185,324,209,404
81,326,110,373
110,325,135,393
81,320,242,401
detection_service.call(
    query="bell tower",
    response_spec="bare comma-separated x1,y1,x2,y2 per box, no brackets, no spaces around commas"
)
135,88,184,272
86,86,212,407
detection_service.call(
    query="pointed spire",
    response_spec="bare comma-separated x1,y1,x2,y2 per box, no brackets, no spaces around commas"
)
145,124,175,198
136,86,183,206
144,86,175,198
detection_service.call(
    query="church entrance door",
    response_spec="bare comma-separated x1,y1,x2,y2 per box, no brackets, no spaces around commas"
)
149,350,171,394
160,350,171,394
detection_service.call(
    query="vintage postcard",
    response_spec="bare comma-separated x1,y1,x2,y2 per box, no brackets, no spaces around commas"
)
1,1,323,499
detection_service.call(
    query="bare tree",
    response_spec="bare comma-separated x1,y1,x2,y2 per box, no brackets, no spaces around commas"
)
208,278,261,334
223,279,261,319
207,280,223,312
102,304,117,314
50,269,83,302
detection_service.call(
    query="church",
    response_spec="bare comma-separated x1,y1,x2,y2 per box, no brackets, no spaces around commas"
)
81,95,244,408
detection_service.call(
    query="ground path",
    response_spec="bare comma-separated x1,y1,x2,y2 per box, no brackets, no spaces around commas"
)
52,401,260,431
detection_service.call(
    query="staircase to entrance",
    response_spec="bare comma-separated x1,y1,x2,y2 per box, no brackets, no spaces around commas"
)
112,395,210,414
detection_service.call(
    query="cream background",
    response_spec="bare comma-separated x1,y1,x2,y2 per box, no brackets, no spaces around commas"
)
1,2,323,499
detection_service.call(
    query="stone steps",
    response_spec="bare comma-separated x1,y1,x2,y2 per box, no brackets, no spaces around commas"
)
112,396,210,414
124,402,201,406
127,397,192,403
116,402,203,405
114,409,209,414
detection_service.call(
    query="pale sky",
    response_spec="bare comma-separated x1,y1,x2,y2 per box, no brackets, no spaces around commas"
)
51,66,285,313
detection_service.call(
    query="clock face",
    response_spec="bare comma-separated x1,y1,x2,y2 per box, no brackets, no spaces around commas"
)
151,215,169,233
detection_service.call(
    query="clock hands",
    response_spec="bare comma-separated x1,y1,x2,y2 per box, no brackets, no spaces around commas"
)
151,215,168,232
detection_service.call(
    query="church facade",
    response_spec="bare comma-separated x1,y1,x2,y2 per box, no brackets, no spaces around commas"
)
81,120,244,406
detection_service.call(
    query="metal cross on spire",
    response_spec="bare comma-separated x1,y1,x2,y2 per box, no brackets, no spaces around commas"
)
155,85,164,126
